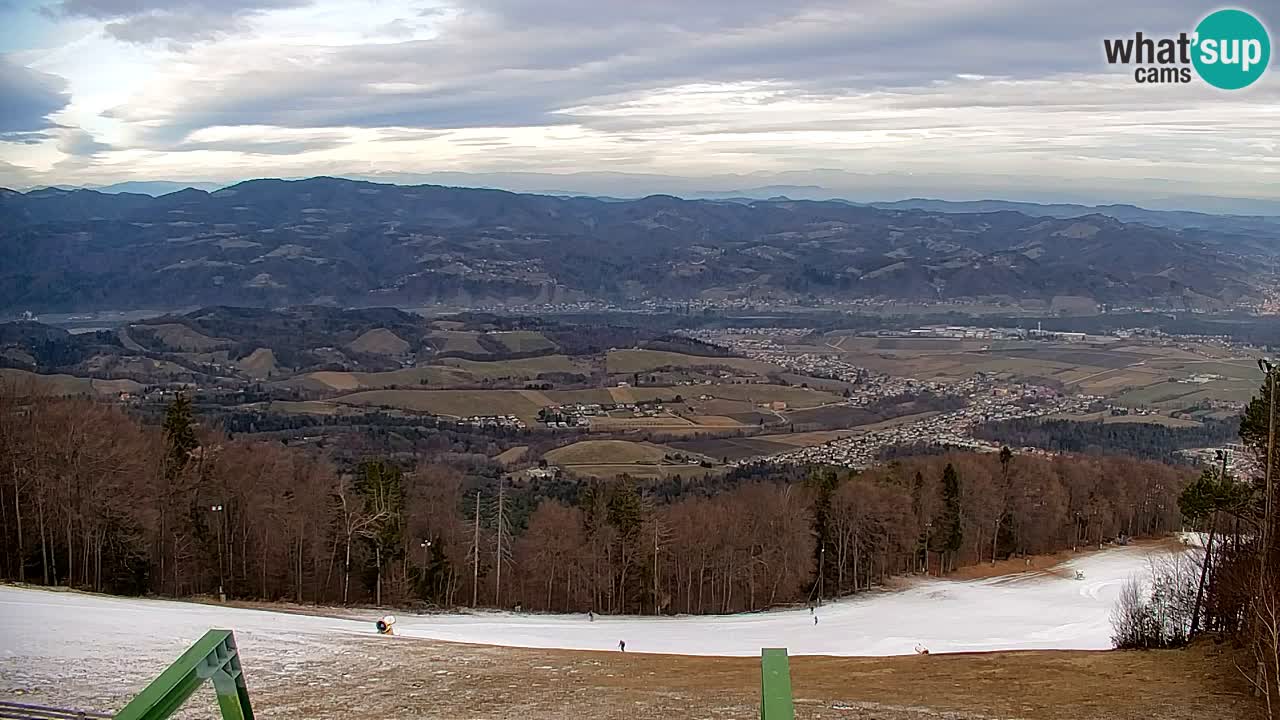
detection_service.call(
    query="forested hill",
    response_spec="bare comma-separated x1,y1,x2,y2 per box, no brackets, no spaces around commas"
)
974,417,1240,463
1,177,1272,311
1,389,1191,614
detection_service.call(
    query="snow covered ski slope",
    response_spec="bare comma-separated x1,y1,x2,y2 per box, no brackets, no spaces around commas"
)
1,542,1173,667
388,543,1167,656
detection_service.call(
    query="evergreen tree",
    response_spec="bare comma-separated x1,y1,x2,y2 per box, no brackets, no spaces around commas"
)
806,468,839,599
1240,367,1275,456
606,477,645,612
940,463,963,572
161,393,198,475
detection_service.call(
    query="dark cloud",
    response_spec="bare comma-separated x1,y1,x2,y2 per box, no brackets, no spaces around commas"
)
0,56,70,135
47,0,312,42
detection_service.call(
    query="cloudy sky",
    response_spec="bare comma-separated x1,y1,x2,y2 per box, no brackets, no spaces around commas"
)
0,0,1276,205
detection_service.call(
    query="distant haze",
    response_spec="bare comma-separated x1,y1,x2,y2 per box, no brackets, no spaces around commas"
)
22,172,1280,217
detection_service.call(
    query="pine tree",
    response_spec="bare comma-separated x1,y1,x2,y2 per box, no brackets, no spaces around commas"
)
1239,368,1275,475
940,463,963,573
158,393,199,595
607,477,645,612
807,468,838,601
161,393,198,477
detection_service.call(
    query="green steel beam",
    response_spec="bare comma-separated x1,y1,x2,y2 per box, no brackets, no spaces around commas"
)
114,629,254,720
760,648,795,720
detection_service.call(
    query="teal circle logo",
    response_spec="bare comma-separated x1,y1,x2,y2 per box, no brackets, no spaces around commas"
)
1192,9,1271,89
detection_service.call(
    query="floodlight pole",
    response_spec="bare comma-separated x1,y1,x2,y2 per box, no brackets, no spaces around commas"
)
211,504,225,602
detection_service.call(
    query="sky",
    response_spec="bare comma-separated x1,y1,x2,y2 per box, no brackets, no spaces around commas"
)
0,0,1277,206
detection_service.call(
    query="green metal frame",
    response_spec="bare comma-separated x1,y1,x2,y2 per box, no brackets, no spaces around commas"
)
114,629,254,720
760,648,795,720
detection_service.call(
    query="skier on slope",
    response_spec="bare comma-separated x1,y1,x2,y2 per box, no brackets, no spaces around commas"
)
588,611,594,622
619,640,626,652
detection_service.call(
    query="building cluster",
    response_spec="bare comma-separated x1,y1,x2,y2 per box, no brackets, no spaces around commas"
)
537,401,673,429
680,329,946,403
1179,443,1263,479
457,415,527,431
758,388,1100,470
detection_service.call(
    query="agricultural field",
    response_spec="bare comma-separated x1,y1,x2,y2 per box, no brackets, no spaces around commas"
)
0,368,142,397
346,328,411,355
238,348,282,379
826,334,1266,410
284,366,475,392
494,446,528,465
283,356,592,393
440,354,592,380
605,349,780,376
314,377,847,426
486,330,557,354
332,389,546,420
429,330,491,355
539,439,718,478
544,439,702,466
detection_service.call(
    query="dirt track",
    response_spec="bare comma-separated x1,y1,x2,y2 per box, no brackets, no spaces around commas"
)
247,638,1258,720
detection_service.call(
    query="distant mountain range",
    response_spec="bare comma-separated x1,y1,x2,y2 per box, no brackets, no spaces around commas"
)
27,171,1280,215
1,176,1275,312
34,181,227,196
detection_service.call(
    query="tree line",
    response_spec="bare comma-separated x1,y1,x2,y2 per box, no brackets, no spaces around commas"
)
0,382,1191,615
1172,367,1278,716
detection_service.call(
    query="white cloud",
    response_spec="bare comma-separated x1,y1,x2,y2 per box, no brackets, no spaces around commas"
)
1,0,1276,205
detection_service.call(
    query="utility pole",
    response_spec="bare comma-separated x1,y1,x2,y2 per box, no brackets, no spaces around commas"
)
471,491,480,607
818,544,825,607
210,504,225,602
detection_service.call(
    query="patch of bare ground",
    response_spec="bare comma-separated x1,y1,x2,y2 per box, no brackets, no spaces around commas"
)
238,638,1259,720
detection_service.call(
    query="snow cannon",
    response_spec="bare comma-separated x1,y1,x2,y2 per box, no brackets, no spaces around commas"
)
376,615,397,635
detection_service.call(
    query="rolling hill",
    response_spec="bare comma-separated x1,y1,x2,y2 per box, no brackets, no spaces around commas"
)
1,177,1273,312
